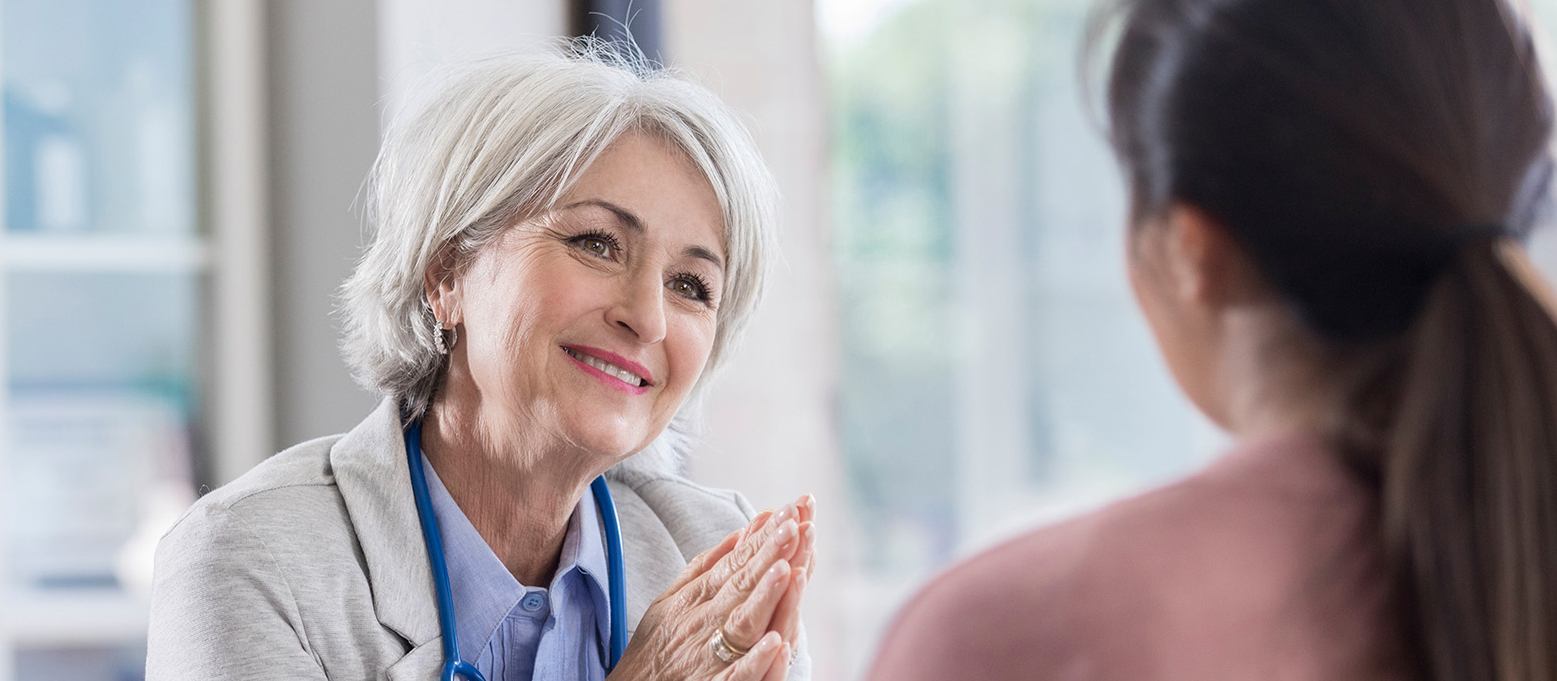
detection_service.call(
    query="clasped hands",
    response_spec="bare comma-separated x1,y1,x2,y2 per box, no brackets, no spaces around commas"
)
609,494,817,681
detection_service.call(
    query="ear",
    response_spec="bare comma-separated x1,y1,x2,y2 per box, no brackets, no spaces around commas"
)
1162,203,1254,310
423,248,463,327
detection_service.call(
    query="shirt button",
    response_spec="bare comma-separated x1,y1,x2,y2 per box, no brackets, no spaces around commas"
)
521,592,546,612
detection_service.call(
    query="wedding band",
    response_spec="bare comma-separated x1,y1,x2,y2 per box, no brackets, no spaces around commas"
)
709,627,750,663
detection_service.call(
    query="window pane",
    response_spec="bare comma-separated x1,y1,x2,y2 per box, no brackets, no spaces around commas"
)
7,272,197,390
16,644,145,681
5,272,197,590
4,0,194,235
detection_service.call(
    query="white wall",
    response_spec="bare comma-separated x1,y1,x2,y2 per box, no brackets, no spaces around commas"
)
377,0,565,114
267,0,383,447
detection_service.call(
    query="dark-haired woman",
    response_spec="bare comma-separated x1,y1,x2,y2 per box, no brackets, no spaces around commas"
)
868,0,1557,679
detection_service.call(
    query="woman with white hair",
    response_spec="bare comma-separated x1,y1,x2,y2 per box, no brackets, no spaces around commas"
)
146,44,814,681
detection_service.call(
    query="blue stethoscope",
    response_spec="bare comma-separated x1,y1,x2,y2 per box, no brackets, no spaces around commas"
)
404,420,628,681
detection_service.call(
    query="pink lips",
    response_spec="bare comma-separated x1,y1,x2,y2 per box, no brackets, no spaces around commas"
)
560,345,653,395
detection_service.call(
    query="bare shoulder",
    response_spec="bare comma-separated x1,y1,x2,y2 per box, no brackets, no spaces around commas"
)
869,437,1378,681
866,511,1110,681
865,469,1279,681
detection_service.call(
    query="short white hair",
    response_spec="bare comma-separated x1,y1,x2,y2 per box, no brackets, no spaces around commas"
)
339,40,778,475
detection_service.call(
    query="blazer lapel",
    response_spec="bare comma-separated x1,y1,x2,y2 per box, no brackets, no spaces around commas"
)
331,399,441,648
607,476,691,636
383,639,446,681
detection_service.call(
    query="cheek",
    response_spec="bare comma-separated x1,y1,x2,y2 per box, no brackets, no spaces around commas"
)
466,256,599,367
520,271,603,331
663,313,718,390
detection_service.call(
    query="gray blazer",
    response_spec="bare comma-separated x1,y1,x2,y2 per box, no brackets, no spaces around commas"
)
146,400,810,680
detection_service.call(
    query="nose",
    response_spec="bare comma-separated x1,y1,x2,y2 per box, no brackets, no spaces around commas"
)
606,270,667,344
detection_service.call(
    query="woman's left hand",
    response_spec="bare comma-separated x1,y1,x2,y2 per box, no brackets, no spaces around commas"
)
607,495,816,681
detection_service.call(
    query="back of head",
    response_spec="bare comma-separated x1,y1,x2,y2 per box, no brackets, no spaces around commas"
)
1096,0,1557,678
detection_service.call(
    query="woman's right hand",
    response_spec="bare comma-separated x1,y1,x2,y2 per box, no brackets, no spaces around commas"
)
608,495,816,681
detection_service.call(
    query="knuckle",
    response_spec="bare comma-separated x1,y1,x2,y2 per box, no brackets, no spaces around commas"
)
676,581,708,609
700,573,727,602
732,565,764,593
732,540,759,567
726,604,760,637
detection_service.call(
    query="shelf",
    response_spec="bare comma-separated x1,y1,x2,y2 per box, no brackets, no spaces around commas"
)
2,234,209,273
0,588,149,648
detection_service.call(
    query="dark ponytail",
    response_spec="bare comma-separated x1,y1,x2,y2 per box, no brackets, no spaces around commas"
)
1094,0,1557,678
1388,239,1557,681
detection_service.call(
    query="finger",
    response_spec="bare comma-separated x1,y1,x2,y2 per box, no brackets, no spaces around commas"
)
796,494,815,526
761,643,792,681
667,527,740,595
767,568,807,645
739,509,776,543
714,632,784,681
721,558,792,651
716,518,800,605
706,504,799,588
788,522,815,578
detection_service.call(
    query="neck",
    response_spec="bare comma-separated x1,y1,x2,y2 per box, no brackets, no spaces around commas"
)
420,394,599,587
1214,305,1361,443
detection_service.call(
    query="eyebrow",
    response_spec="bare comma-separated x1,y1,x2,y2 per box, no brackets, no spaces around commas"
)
562,199,726,270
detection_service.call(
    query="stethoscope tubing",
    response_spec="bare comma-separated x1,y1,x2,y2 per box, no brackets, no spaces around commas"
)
404,420,626,681
589,475,629,665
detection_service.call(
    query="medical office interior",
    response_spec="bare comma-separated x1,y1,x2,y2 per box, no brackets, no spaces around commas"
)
5,0,1557,679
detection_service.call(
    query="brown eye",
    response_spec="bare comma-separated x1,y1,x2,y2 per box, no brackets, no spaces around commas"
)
668,273,713,303
569,232,621,260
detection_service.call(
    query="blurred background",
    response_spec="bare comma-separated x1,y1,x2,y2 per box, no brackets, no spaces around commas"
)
4,1,1557,679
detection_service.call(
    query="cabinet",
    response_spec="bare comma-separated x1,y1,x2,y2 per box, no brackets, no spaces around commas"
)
0,1,269,679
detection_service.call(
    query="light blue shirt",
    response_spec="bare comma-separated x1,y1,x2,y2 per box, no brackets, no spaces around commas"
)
422,456,611,681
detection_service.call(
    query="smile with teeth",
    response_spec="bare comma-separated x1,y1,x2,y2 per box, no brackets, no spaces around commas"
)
563,347,648,387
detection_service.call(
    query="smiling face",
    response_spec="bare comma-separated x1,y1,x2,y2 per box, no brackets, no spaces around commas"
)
428,131,726,467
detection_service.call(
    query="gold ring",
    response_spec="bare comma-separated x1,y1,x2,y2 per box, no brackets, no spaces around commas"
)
709,627,750,663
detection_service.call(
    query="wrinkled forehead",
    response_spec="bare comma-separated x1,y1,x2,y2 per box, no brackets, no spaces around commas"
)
540,124,733,256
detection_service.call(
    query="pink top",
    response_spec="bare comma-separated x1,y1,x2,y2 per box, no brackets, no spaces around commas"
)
867,433,1413,681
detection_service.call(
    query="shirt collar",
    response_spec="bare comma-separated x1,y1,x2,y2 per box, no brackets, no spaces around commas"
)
568,478,614,651
420,455,612,658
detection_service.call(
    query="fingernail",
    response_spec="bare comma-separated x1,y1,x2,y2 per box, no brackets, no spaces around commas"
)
796,571,808,590
765,561,788,584
773,520,797,544
802,522,816,546
773,503,796,524
803,494,816,511
743,510,773,538
758,632,781,652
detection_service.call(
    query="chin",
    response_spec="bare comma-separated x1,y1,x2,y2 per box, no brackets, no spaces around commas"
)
564,419,652,461
555,396,677,457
